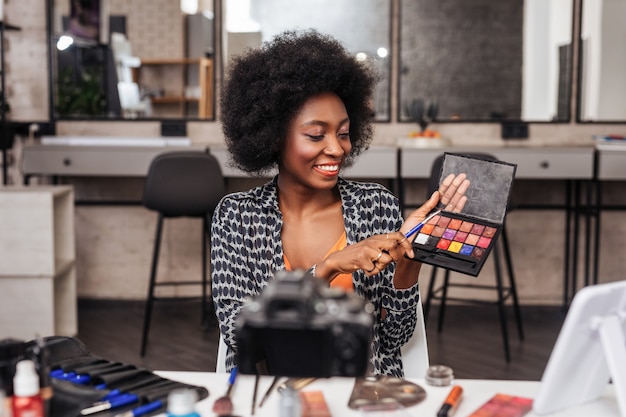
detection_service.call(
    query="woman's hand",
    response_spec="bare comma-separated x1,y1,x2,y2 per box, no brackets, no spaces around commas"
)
314,230,414,280
314,173,470,281
401,173,471,240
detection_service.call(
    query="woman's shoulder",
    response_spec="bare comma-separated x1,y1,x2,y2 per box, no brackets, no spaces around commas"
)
217,180,276,209
339,178,397,200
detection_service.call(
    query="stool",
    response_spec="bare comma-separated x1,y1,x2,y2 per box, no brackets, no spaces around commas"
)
140,150,225,356
422,153,524,362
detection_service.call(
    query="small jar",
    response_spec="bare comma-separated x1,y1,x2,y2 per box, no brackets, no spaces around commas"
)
425,364,454,387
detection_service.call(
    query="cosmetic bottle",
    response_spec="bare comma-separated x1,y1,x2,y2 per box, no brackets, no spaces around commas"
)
166,388,200,417
279,385,301,417
11,360,44,417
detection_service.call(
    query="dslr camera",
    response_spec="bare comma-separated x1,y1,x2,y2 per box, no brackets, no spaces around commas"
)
235,270,374,377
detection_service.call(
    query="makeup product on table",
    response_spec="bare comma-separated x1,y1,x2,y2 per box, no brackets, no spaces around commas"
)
251,373,260,415
259,376,280,407
437,385,463,417
299,391,331,417
425,365,454,387
212,366,237,415
11,360,44,417
410,153,516,276
467,393,532,417
347,376,426,410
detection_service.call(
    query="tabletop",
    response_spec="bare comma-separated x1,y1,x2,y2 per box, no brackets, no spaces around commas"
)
154,371,619,417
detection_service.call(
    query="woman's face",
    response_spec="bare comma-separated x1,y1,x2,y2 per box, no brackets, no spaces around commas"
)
280,92,352,190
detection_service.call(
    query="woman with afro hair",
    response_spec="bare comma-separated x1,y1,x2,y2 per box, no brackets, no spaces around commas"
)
211,30,469,376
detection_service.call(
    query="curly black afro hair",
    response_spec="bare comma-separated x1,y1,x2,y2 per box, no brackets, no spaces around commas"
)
220,30,377,175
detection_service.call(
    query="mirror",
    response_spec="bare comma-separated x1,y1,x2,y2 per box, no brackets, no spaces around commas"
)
49,0,215,120
398,0,574,123
221,0,391,122
578,0,626,122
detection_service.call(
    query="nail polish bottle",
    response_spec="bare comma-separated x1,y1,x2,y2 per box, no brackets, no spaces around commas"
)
11,360,44,417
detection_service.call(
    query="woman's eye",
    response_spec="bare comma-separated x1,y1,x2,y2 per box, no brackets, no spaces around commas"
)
307,134,325,141
338,132,350,139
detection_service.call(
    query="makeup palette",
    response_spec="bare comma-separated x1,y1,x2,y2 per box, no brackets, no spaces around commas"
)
410,153,516,276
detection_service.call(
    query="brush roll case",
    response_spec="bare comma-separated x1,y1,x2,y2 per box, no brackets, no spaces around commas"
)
2,336,208,417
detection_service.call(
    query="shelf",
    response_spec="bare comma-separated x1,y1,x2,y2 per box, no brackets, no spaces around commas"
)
0,22,21,31
151,96,200,104
140,58,201,65
132,57,213,118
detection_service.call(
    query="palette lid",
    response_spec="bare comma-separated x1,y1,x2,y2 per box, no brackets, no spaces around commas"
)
439,153,516,224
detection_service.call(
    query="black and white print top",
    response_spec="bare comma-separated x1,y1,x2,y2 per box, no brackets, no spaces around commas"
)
210,176,420,377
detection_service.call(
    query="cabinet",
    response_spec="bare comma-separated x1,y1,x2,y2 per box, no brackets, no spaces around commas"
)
0,186,77,339
132,57,214,119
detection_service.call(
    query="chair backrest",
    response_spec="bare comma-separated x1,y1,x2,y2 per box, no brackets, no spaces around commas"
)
216,334,228,373
215,297,430,378
143,150,225,218
400,296,430,379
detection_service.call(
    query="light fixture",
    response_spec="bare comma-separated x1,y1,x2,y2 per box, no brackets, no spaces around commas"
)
377,47,388,58
56,35,74,51
356,52,368,61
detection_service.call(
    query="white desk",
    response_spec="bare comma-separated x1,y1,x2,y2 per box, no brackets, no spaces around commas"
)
155,371,619,417
400,146,595,180
22,142,203,179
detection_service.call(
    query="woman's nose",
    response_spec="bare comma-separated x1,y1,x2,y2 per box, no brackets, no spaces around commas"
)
324,135,346,157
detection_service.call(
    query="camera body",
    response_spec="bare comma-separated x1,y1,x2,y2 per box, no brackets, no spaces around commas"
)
235,270,374,377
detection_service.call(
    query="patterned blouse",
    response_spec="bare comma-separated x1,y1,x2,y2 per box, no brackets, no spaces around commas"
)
210,177,421,377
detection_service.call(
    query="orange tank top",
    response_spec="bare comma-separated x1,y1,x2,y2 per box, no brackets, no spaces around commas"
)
283,231,353,292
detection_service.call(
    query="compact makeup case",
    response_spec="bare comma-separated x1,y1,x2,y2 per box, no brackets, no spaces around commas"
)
410,153,517,276
1,336,208,417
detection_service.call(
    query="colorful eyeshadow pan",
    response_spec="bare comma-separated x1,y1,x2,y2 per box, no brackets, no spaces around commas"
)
437,217,451,227
432,226,446,237
459,221,473,232
448,218,463,230
421,223,435,234
454,231,468,242
436,238,451,250
477,236,492,248
465,234,479,245
471,224,485,234
442,229,457,240
414,233,429,245
483,226,497,238
448,241,463,253
460,244,474,255
472,247,485,259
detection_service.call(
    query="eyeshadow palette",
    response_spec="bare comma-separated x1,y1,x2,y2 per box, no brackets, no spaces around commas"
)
411,153,517,276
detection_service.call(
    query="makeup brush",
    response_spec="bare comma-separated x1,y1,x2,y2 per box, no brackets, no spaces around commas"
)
405,209,442,239
212,366,237,416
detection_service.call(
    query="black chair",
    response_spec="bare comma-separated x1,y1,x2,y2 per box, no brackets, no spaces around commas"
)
140,150,226,356
422,153,524,362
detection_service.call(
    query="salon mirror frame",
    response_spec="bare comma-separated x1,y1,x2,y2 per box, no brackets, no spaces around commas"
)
577,0,626,123
397,0,576,124
46,0,217,122
220,0,392,123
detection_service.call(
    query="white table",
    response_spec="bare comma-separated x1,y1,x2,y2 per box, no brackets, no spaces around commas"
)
155,371,619,417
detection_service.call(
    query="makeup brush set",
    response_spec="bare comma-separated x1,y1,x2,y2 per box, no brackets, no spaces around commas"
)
1,336,208,417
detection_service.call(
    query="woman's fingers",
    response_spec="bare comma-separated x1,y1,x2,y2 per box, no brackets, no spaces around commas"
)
439,173,470,213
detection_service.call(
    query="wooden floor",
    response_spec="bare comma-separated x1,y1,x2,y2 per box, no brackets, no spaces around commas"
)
76,298,566,381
